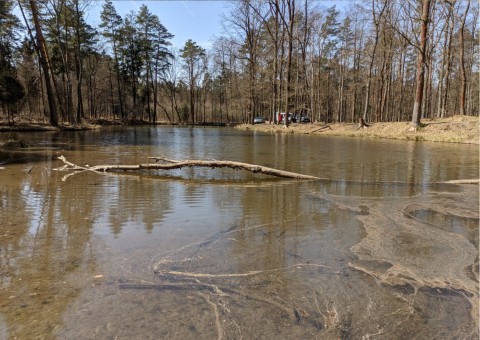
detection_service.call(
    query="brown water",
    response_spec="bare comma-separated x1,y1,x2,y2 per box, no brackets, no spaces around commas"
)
0,127,478,339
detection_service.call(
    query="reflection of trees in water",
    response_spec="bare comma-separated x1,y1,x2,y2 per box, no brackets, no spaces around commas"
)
0,167,95,339
404,204,479,249
0,150,178,336
105,177,173,234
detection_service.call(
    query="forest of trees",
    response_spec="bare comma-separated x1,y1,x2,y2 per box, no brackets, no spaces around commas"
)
0,0,478,126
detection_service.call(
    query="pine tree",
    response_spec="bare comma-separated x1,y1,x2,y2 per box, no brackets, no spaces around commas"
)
44,0,97,123
99,0,124,118
0,0,21,72
25,0,59,126
0,73,25,123
0,0,23,122
136,5,173,122
180,39,206,124
118,11,142,118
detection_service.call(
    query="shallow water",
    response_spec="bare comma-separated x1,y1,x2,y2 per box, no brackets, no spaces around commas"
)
0,127,478,339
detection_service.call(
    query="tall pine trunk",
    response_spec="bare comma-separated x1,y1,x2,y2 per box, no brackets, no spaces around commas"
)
28,0,58,126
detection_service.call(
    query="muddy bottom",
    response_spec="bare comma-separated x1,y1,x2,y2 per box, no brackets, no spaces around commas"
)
51,184,478,339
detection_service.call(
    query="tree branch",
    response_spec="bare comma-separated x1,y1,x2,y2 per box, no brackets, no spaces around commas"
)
56,156,320,180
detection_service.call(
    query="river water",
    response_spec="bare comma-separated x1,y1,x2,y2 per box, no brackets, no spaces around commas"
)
0,126,478,339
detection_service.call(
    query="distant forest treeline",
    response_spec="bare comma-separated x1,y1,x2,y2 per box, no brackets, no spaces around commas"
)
0,0,478,126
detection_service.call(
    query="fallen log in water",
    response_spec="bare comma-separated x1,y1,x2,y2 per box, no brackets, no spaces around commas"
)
56,155,320,180
56,156,478,184
442,179,480,184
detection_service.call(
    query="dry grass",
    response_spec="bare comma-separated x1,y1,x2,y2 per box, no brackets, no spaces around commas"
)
237,115,479,144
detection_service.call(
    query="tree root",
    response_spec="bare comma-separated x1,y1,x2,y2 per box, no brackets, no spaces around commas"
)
356,118,370,130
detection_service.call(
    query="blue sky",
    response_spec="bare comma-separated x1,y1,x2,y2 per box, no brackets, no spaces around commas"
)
88,1,230,50
12,1,353,51
87,1,351,51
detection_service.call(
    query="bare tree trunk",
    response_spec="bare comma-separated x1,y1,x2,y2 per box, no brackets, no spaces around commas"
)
153,57,159,122
376,48,387,122
52,0,72,123
273,1,279,124
441,18,454,118
458,0,470,116
363,0,387,122
74,0,84,123
411,0,431,127
283,0,295,127
337,49,345,122
466,6,478,115
190,68,195,124
436,4,453,118
301,0,311,123
27,0,58,126
108,62,115,118
381,64,391,121
398,41,407,121
112,40,124,119
146,57,152,122
424,52,433,119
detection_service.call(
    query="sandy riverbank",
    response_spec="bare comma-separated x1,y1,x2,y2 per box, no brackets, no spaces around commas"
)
236,115,479,144
1,115,478,144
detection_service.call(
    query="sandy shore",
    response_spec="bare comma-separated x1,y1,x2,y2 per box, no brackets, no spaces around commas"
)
1,115,478,144
236,115,479,144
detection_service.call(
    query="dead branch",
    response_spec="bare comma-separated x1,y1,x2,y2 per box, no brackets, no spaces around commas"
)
308,125,332,134
443,179,480,184
56,155,320,180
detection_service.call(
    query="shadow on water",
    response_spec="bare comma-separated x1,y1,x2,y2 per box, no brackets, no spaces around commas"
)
0,131,77,166
0,149,67,166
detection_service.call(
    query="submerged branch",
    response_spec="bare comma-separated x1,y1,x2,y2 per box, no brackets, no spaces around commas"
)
55,155,320,180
